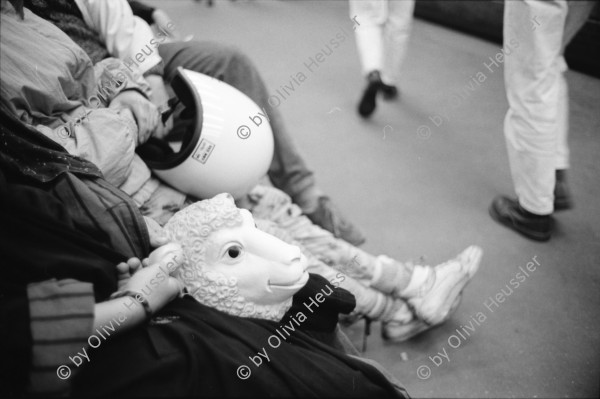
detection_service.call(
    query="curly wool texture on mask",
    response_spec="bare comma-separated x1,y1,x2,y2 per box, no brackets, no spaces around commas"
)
163,193,308,321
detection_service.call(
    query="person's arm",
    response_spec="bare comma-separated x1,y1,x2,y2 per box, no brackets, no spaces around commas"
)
33,104,147,190
24,246,184,395
93,57,169,144
25,278,96,396
129,1,182,40
74,3,173,138
128,0,156,24
95,247,185,332
74,0,163,75
143,74,173,139
92,56,152,105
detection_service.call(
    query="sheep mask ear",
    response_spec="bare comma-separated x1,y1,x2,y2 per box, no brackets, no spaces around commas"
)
4,1,25,18
163,193,309,322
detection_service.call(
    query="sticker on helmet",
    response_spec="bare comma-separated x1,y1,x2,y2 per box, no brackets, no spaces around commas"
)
192,139,215,164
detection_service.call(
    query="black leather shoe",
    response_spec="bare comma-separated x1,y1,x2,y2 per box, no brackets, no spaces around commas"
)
381,83,398,100
358,71,384,118
554,169,573,211
489,196,553,241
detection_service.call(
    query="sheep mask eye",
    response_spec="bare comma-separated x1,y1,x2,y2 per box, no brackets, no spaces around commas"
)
163,193,309,321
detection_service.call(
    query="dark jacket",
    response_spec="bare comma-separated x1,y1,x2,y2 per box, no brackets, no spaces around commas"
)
0,107,408,398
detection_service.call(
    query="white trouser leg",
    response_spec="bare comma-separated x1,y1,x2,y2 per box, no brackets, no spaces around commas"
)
555,57,569,170
503,0,569,215
349,0,387,76
381,0,415,85
555,0,595,169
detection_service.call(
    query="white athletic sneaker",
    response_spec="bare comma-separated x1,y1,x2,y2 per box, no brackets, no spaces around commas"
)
401,246,482,326
382,295,462,342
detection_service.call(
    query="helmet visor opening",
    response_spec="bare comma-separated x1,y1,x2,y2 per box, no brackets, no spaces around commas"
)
136,67,203,169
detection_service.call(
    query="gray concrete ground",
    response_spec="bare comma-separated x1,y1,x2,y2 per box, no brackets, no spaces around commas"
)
149,1,600,397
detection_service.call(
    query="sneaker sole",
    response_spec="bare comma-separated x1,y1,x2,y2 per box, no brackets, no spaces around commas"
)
383,294,462,342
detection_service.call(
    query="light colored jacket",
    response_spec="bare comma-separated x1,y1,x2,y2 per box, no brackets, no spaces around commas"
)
74,0,163,75
0,3,153,198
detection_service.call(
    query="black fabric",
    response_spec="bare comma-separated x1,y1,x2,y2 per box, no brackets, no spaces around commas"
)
23,0,110,64
286,273,355,333
136,137,175,163
128,0,155,25
0,170,115,396
0,295,30,397
72,276,403,398
0,191,32,396
0,173,145,299
0,102,405,398
0,169,403,398
0,99,102,183
0,102,148,294
0,110,147,396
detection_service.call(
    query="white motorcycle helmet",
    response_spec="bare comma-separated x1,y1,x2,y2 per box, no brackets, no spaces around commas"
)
138,67,274,200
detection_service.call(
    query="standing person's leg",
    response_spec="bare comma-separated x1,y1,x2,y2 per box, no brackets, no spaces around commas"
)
554,0,596,209
157,40,365,245
553,53,571,210
562,1,596,48
350,0,387,117
380,0,415,96
350,0,386,78
490,0,569,241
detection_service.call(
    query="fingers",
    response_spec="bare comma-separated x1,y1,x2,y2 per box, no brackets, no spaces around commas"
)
146,76,173,140
127,257,143,275
151,234,169,249
116,261,131,291
109,91,160,145
164,249,185,273
147,243,185,273
122,260,182,312
168,277,185,298
116,257,143,291
134,103,160,145
144,216,169,248
116,262,130,279
152,114,173,140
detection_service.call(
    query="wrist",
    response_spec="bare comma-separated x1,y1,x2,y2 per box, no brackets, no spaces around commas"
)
110,290,153,320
